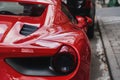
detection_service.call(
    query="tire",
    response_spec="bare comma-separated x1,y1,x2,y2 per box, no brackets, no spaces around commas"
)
87,1,95,39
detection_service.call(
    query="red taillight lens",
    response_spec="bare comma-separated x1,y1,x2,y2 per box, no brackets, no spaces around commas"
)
51,46,77,74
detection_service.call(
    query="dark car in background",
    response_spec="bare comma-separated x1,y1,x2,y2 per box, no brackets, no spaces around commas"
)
65,0,95,39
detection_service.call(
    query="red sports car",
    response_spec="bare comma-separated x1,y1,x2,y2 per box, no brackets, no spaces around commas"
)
0,0,91,80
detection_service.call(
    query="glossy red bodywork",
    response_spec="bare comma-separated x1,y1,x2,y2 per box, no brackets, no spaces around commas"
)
0,0,91,80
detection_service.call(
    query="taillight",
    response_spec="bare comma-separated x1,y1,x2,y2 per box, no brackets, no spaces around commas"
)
51,45,77,74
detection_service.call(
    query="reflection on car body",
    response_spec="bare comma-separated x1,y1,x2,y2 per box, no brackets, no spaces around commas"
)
0,0,91,80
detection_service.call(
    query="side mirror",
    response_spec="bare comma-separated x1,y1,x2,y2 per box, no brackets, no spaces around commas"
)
76,16,92,28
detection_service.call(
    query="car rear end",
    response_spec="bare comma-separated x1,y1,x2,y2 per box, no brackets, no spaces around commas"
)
0,43,80,80
0,0,81,80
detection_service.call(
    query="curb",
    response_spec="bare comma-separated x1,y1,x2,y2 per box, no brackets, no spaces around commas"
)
97,17,120,80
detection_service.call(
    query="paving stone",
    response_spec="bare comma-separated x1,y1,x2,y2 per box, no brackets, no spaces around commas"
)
110,41,120,46
109,38,116,42
98,16,120,80
117,35,120,40
114,49,120,54
115,54,120,68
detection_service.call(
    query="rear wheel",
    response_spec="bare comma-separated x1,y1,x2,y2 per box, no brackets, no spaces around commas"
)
87,1,95,39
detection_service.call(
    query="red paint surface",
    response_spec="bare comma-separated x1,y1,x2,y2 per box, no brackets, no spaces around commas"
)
0,0,91,80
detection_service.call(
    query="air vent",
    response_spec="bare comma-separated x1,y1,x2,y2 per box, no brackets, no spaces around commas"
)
20,24,38,36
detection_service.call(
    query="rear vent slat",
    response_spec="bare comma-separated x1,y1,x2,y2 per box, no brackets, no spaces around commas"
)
20,24,38,36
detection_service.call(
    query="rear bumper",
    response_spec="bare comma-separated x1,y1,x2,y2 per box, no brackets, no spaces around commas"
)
0,59,78,80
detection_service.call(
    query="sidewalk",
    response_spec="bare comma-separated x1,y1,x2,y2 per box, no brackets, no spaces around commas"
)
97,16,120,80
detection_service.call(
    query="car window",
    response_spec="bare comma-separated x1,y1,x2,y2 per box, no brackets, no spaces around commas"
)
61,3,77,24
0,2,46,17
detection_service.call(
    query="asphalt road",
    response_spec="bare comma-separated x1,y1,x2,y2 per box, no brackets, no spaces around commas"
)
96,6,120,80
90,5,120,80
90,31,102,80
90,24,110,80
